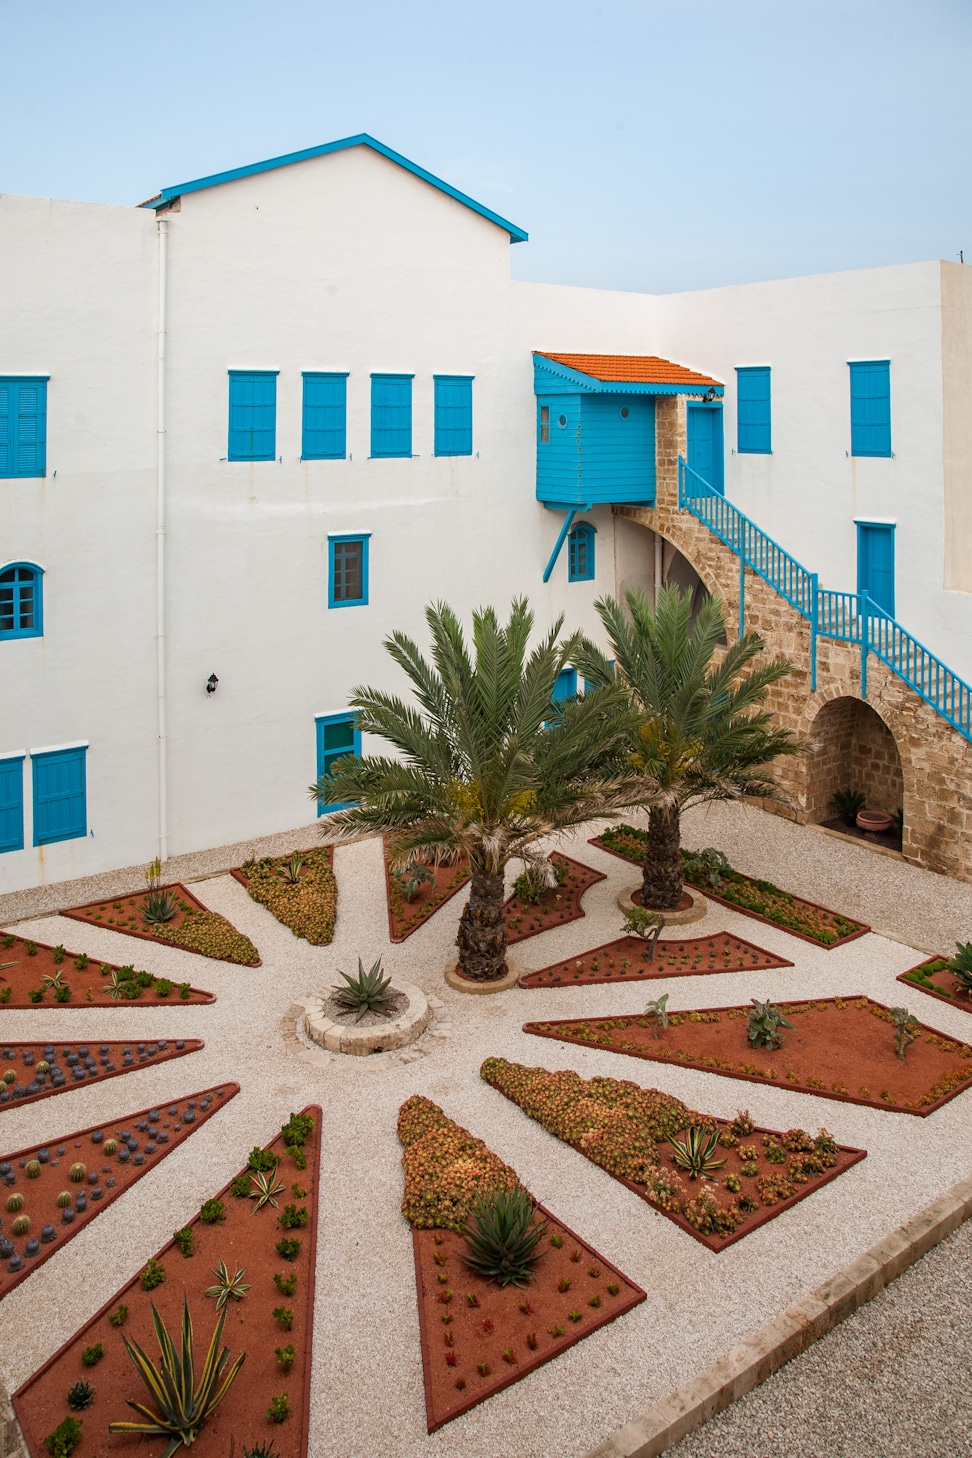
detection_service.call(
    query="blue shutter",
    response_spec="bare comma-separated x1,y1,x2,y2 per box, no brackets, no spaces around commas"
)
228,372,277,461
552,668,578,702
434,376,473,455
315,714,360,813
302,374,347,459
0,379,47,478
33,747,87,845
850,362,891,457
371,375,413,457
736,367,771,453
0,757,24,853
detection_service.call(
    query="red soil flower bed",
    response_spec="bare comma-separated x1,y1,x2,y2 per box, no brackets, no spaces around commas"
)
383,837,471,942
503,853,605,945
13,1106,321,1458
398,1095,644,1432
0,1038,203,1112
897,957,972,1013
0,1083,238,1301
60,884,261,966
524,996,972,1115
590,827,869,948
231,847,337,945
0,934,214,1007
518,932,793,989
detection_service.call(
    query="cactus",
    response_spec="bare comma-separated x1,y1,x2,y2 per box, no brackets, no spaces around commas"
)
35,1060,50,1075
6,1193,24,1212
66,1382,94,1411
56,1192,72,1209
12,1215,30,1236
69,1162,86,1183
25,1160,41,1179
2,1070,15,1086
103,1139,118,1157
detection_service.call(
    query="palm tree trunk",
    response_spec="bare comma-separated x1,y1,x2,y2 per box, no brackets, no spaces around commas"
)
640,804,684,911
456,860,508,980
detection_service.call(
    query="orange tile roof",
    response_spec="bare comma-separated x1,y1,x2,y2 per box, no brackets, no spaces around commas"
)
536,352,721,388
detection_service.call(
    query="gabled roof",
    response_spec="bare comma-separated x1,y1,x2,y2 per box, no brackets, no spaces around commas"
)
140,133,528,242
535,352,722,393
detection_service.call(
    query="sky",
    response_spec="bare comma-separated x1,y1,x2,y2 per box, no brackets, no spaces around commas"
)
2,0,970,295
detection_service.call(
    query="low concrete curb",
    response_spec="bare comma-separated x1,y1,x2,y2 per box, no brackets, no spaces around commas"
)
584,1171,972,1458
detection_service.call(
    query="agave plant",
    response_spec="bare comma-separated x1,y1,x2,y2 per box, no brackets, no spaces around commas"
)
463,1186,547,1288
889,1006,920,1061
669,1125,727,1181
41,968,66,992
747,998,795,1050
277,852,306,886
947,942,972,996
332,957,396,1021
108,1297,245,1458
205,1261,251,1311
249,1169,286,1213
682,847,734,889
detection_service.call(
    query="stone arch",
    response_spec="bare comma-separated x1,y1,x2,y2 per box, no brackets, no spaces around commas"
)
616,516,725,627
804,693,905,827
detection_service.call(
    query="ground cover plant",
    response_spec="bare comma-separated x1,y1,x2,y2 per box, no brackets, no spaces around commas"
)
502,852,605,944
232,848,336,945
0,1084,238,1300
0,1039,203,1111
481,1059,865,1252
518,929,793,989
397,1094,644,1432
11,1107,321,1458
898,946,972,1011
523,995,972,1114
590,830,868,947
383,836,471,942
0,934,214,1007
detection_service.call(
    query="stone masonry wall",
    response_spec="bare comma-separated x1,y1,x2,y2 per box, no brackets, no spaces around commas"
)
804,697,905,822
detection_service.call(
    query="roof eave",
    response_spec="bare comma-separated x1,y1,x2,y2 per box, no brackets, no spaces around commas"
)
533,354,723,396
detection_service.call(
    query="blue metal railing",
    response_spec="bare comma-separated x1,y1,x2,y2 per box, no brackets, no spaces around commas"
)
678,456,972,744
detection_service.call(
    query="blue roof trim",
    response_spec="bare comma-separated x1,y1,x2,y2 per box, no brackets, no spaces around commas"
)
141,133,528,242
533,355,723,398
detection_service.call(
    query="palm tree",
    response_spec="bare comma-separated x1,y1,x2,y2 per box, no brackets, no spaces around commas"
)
575,586,802,912
311,599,643,982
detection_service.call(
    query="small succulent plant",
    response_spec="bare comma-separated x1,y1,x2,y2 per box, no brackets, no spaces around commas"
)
199,1199,225,1225
392,862,433,903
277,852,306,885
69,1162,86,1183
107,1303,128,1327
276,1237,301,1262
273,1306,293,1330
43,1416,82,1458
278,1204,307,1230
747,999,795,1050
12,1215,30,1237
25,1160,41,1179
669,1125,727,1181
243,1445,278,1458
140,1258,165,1291
332,957,396,1021
80,1344,103,1368
274,1272,297,1296
103,1139,118,1157
274,1345,295,1373
462,1186,546,1288
42,970,66,992
266,1395,290,1425
56,1192,72,1209
173,1227,194,1258
249,1169,285,1213
643,993,669,1038
683,846,734,887
6,1193,24,1212
205,1260,251,1311
890,1006,920,1060
142,889,178,924
66,1381,94,1411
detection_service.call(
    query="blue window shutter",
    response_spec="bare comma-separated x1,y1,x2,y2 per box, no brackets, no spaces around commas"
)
567,524,595,582
0,379,47,478
0,382,11,476
434,376,473,455
32,747,87,845
0,563,43,639
552,667,578,702
228,372,277,461
302,374,348,459
850,362,891,457
0,757,24,853
736,367,771,453
371,375,413,457
315,713,361,813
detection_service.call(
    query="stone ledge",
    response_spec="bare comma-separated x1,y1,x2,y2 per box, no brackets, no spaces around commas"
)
616,885,707,926
583,1170,972,1458
304,978,429,1055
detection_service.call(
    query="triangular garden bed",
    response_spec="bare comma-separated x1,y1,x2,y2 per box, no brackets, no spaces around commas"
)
518,931,793,989
503,852,606,945
0,933,215,1007
897,957,972,1013
398,1095,644,1432
12,1105,321,1458
0,1038,203,1112
0,1083,239,1300
60,884,260,966
523,995,972,1115
383,837,471,942
231,847,337,945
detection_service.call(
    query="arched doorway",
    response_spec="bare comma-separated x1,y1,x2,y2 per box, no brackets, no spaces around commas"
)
806,696,904,839
617,522,716,623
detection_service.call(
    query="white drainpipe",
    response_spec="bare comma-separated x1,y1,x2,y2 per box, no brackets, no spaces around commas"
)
156,216,169,863
654,530,663,606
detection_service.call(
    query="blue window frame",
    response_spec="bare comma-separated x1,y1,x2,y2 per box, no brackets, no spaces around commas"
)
371,375,413,457
434,376,473,456
32,745,86,846
736,367,771,454
0,563,43,639
328,534,370,608
315,713,360,813
0,756,24,853
857,521,895,616
302,373,348,459
0,378,48,479
849,361,891,457
567,523,595,582
228,371,277,461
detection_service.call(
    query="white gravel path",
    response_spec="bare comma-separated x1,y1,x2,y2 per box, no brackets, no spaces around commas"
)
2,801,971,1458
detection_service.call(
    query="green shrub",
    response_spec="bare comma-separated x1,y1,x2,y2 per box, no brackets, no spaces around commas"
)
80,1344,103,1368
199,1199,225,1225
44,1418,82,1458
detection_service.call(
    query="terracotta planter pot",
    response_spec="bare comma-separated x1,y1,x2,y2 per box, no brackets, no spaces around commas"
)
857,809,893,834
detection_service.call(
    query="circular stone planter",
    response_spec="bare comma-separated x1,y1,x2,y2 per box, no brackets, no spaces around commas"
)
304,978,429,1055
617,884,707,926
444,958,523,995
857,809,893,834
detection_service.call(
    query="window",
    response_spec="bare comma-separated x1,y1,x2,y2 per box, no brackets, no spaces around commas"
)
857,521,895,616
228,371,277,461
0,377,47,478
371,374,413,457
567,524,595,582
315,713,360,813
32,745,86,846
0,563,43,639
736,367,771,453
328,534,370,608
552,667,577,702
0,757,24,853
434,376,473,456
302,373,348,459
539,405,550,443
849,361,891,457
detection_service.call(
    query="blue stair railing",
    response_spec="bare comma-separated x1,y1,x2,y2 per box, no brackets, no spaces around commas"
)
677,456,972,744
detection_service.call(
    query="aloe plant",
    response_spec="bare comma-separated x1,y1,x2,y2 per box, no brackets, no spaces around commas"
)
747,998,795,1050
277,852,306,885
142,889,178,924
108,1297,245,1457
947,942,972,995
332,957,396,1021
669,1125,727,1181
462,1187,547,1287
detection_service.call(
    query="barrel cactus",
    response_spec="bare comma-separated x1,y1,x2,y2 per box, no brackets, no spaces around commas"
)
6,1193,24,1212
2,1070,15,1086
35,1061,50,1075
56,1192,72,1209
25,1160,41,1179
103,1139,118,1157
12,1215,29,1237
69,1163,86,1183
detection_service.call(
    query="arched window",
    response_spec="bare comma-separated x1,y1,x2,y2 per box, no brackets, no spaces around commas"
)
0,563,43,640
567,523,595,582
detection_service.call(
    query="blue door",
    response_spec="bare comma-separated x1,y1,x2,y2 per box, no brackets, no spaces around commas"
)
687,406,724,493
857,523,895,616
315,714,360,814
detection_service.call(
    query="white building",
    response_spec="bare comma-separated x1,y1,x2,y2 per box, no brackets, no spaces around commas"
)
2,133,970,893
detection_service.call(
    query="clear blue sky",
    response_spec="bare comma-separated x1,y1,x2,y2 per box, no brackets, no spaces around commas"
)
2,0,969,294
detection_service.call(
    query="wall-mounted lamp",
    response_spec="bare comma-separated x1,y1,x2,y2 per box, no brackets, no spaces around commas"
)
206,673,219,695
702,387,717,403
